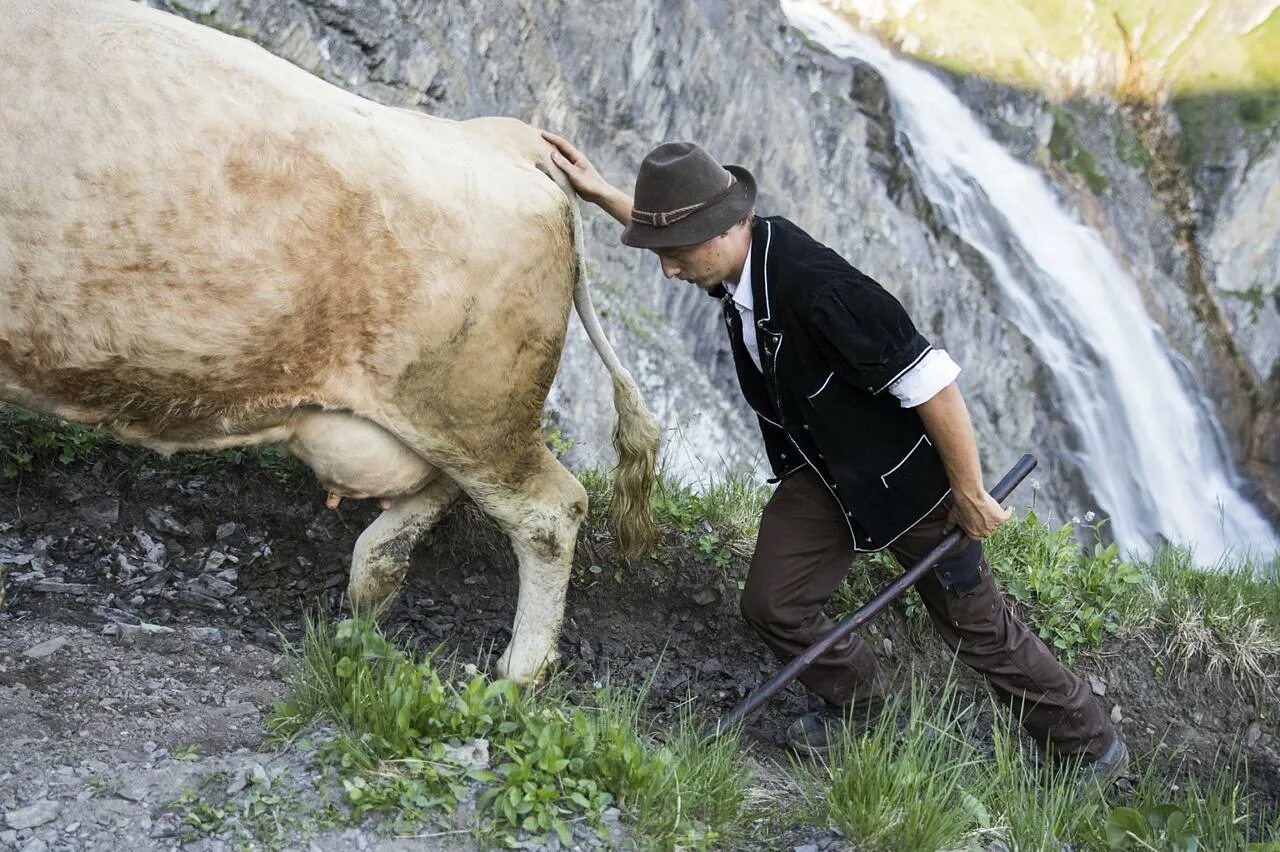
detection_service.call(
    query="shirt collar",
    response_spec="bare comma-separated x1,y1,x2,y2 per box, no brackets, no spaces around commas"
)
723,238,754,313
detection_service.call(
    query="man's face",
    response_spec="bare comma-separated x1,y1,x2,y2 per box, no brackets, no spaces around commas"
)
653,228,742,291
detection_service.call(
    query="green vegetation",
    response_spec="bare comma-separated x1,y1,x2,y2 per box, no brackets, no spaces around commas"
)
260,615,753,849
793,679,988,849
796,676,1277,850
831,1,1280,99
0,403,309,489
0,404,113,477
1049,113,1111,194
831,506,1280,690
987,510,1144,661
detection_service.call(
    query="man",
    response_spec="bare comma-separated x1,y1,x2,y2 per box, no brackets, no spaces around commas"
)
543,132,1127,782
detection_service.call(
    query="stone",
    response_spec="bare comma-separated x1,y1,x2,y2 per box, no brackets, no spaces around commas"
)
116,785,146,803
441,739,490,770
188,627,223,643
692,588,718,606
80,497,120,527
187,574,236,599
23,637,68,660
1088,674,1107,696
5,800,60,830
146,507,188,536
31,581,91,595
20,839,49,852
794,845,820,852
1244,722,1262,748
1111,704,1123,724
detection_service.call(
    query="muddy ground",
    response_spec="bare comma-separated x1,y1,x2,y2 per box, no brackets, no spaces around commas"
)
1,449,1277,850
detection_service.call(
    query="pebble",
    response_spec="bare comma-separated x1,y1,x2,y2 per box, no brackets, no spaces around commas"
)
188,627,223,643
1088,674,1107,696
20,839,49,852
692,588,718,606
22,637,69,660
794,845,820,852
31,581,92,595
1111,704,1123,724
1244,722,1262,748
5,799,60,830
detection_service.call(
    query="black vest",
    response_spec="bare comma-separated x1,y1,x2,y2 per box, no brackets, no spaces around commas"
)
716,216,952,552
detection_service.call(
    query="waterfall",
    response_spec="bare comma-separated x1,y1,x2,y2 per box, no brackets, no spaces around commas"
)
781,0,1278,562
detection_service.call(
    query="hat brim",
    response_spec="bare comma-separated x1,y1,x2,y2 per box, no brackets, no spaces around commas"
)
620,165,757,250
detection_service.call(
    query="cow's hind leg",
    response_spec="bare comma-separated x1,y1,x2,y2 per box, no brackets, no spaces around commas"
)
454,442,587,683
349,477,463,612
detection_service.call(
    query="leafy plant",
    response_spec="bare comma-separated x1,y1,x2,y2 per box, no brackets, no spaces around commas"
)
267,614,751,848
1106,804,1201,851
987,511,1143,660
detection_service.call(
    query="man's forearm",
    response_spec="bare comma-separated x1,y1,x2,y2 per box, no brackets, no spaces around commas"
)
914,382,986,502
594,186,633,228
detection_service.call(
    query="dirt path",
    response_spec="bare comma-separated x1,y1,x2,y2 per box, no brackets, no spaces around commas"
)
1,452,1276,849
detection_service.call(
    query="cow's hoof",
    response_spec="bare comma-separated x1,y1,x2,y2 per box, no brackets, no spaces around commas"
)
495,644,560,684
346,578,399,618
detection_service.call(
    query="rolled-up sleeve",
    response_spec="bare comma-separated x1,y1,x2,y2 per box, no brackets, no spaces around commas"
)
888,348,961,407
810,279,933,395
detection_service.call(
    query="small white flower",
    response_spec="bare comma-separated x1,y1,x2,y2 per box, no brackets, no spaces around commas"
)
1071,515,1082,525
1084,510,1097,523
593,680,603,690
462,663,479,676
1030,478,1042,490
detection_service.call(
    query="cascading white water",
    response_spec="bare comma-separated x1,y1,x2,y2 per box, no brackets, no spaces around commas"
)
781,0,1278,562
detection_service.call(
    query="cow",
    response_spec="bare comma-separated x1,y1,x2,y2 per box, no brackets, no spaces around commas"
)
0,0,659,682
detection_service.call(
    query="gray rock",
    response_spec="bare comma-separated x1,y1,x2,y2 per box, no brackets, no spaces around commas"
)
1088,674,1107,696
145,507,188,536
5,800,60,830
794,845,820,852
22,637,68,660
441,739,490,770
30,581,91,595
188,627,223,643
692,588,719,606
1244,721,1262,748
186,574,236,599
215,522,242,541
79,497,120,527
20,839,49,852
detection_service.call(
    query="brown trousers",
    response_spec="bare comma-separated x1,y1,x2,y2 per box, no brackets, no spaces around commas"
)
741,468,1113,759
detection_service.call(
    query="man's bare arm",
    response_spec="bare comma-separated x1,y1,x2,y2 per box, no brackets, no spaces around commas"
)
914,382,1012,539
541,131,633,226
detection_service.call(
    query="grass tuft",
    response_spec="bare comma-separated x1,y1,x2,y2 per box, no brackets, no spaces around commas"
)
265,614,753,848
793,678,989,851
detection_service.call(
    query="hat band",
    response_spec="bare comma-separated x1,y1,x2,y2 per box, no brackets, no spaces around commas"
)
631,174,736,229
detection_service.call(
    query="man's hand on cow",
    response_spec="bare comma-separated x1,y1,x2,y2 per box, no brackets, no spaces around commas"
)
541,131,615,205
946,489,1013,540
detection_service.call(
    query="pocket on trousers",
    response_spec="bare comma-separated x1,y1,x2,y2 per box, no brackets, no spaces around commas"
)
933,539,983,596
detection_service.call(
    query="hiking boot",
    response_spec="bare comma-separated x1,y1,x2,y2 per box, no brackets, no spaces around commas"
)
786,695,888,757
1077,732,1130,791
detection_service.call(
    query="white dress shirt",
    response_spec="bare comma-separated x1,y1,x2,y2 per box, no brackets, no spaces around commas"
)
722,237,960,407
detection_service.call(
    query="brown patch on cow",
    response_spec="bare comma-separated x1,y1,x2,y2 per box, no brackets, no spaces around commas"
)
2,134,425,439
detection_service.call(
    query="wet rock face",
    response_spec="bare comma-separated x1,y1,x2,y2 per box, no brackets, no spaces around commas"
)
137,0,1047,499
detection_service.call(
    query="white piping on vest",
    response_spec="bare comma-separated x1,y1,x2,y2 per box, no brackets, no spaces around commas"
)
880,434,932,488
807,371,835,400
873,345,933,395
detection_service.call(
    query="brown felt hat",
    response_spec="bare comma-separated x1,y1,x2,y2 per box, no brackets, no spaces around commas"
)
621,142,757,250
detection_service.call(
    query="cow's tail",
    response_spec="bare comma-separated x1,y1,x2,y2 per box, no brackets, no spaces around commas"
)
549,170,660,558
